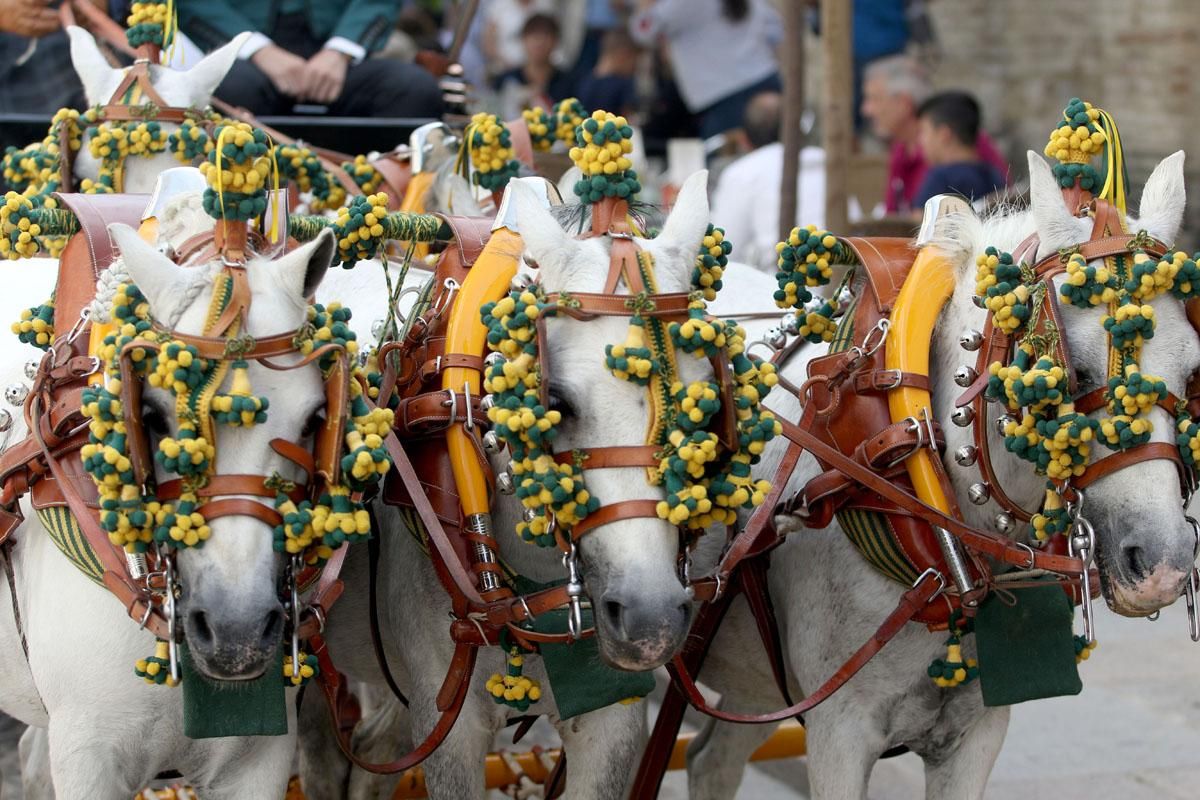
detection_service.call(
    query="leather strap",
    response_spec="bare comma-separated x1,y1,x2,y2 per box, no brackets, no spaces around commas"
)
776,416,1083,575
852,369,930,394
541,292,694,320
553,445,661,470
156,474,306,503
665,570,945,724
1072,442,1186,490
567,499,663,541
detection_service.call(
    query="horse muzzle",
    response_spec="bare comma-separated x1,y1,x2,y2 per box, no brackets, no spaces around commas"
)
592,584,692,671
1099,531,1193,616
181,598,286,680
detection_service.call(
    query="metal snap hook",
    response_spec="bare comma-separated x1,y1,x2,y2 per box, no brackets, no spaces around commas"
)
562,542,585,640
1186,568,1200,643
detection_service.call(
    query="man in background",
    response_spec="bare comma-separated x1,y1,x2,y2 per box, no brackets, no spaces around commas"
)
861,54,1007,214
179,0,443,118
0,0,87,119
576,29,639,119
913,91,1005,207
711,90,825,273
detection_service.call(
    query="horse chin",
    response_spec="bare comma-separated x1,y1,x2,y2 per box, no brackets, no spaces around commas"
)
183,645,273,683
593,623,686,672
1099,563,1190,617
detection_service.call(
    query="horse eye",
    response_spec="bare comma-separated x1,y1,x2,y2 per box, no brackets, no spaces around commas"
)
142,407,169,438
1074,369,1098,391
546,390,573,419
301,409,327,439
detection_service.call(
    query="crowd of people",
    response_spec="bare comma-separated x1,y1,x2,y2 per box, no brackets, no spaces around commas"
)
0,0,1014,272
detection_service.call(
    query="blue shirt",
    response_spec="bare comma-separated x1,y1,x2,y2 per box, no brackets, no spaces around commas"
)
914,161,1006,206
577,74,636,116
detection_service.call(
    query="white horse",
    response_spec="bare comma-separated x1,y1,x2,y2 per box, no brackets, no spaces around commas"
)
685,150,1200,799
62,27,249,195
0,198,342,797
298,171,720,799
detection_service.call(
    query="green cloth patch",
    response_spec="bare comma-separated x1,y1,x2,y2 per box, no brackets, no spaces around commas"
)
181,644,287,738
514,577,655,720
974,582,1082,707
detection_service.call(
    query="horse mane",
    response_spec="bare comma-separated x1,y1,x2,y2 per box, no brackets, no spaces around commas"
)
928,197,1035,280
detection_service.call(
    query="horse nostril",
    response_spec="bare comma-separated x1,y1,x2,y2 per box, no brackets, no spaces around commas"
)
1124,544,1149,581
603,599,626,639
261,608,283,646
188,609,214,645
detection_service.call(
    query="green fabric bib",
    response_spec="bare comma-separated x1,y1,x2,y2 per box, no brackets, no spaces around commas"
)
181,644,288,738
974,582,1082,707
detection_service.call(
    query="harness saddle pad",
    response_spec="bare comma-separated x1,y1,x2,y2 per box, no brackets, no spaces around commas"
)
973,582,1081,707
180,643,287,738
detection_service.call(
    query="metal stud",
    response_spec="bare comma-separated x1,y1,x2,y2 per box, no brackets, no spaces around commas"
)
768,329,788,350
0,409,12,433
968,482,991,505
954,445,978,467
781,313,800,335
995,512,1016,534
958,330,983,351
370,319,385,339
482,430,505,455
951,406,975,427
23,359,40,380
497,470,515,495
953,366,978,387
995,414,1016,436
4,384,28,407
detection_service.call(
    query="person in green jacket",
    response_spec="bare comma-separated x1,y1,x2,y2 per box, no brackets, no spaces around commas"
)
178,0,443,117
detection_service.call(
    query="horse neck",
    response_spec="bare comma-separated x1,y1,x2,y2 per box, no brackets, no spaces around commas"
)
934,208,1046,529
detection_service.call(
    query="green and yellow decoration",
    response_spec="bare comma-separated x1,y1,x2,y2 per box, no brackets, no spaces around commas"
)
126,1,176,52
552,98,588,146
773,225,857,343
568,110,640,202
522,106,555,151
927,611,978,688
486,644,542,711
461,112,520,194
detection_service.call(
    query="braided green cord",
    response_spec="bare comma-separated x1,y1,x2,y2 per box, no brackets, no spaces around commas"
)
287,213,451,246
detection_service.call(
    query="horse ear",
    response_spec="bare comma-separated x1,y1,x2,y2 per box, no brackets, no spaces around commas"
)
108,223,189,314
1136,150,1185,246
67,26,121,107
185,32,253,107
1027,151,1088,256
269,228,337,300
511,179,572,265
656,170,710,256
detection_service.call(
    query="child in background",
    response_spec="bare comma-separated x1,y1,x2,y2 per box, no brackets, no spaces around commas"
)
913,91,1006,207
576,30,640,120
493,14,573,120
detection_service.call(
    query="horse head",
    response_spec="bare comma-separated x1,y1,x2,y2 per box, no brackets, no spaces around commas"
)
66,26,248,194
507,171,715,669
1023,149,1200,615
106,218,337,679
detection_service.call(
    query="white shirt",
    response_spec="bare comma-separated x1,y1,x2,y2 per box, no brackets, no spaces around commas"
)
630,0,781,111
711,143,826,274
485,0,557,72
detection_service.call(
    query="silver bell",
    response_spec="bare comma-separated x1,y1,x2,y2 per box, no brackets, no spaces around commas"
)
523,507,537,523
951,406,975,427
781,313,800,335
482,430,505,455
23,359,40,380
837,286,854,307
484,352,505,367
995,414,1016,436
480,394,496,412
496,470,515,495
972,295,987,309
370,319,386,339
803,295,825,314
968,482,991,505
954,445,978,467
510,272,533,291
4,383,28,407
0,409,12,433
767,329,788,350
959,329,983,351
953,366,978,387
995,512,1016,535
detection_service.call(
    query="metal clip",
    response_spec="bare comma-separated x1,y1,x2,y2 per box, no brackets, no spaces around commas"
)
289,555,302,678
1186,569,1200,642
463,382,474,431
563,543,585,640
159,545,181,684
1068,515,1096,644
